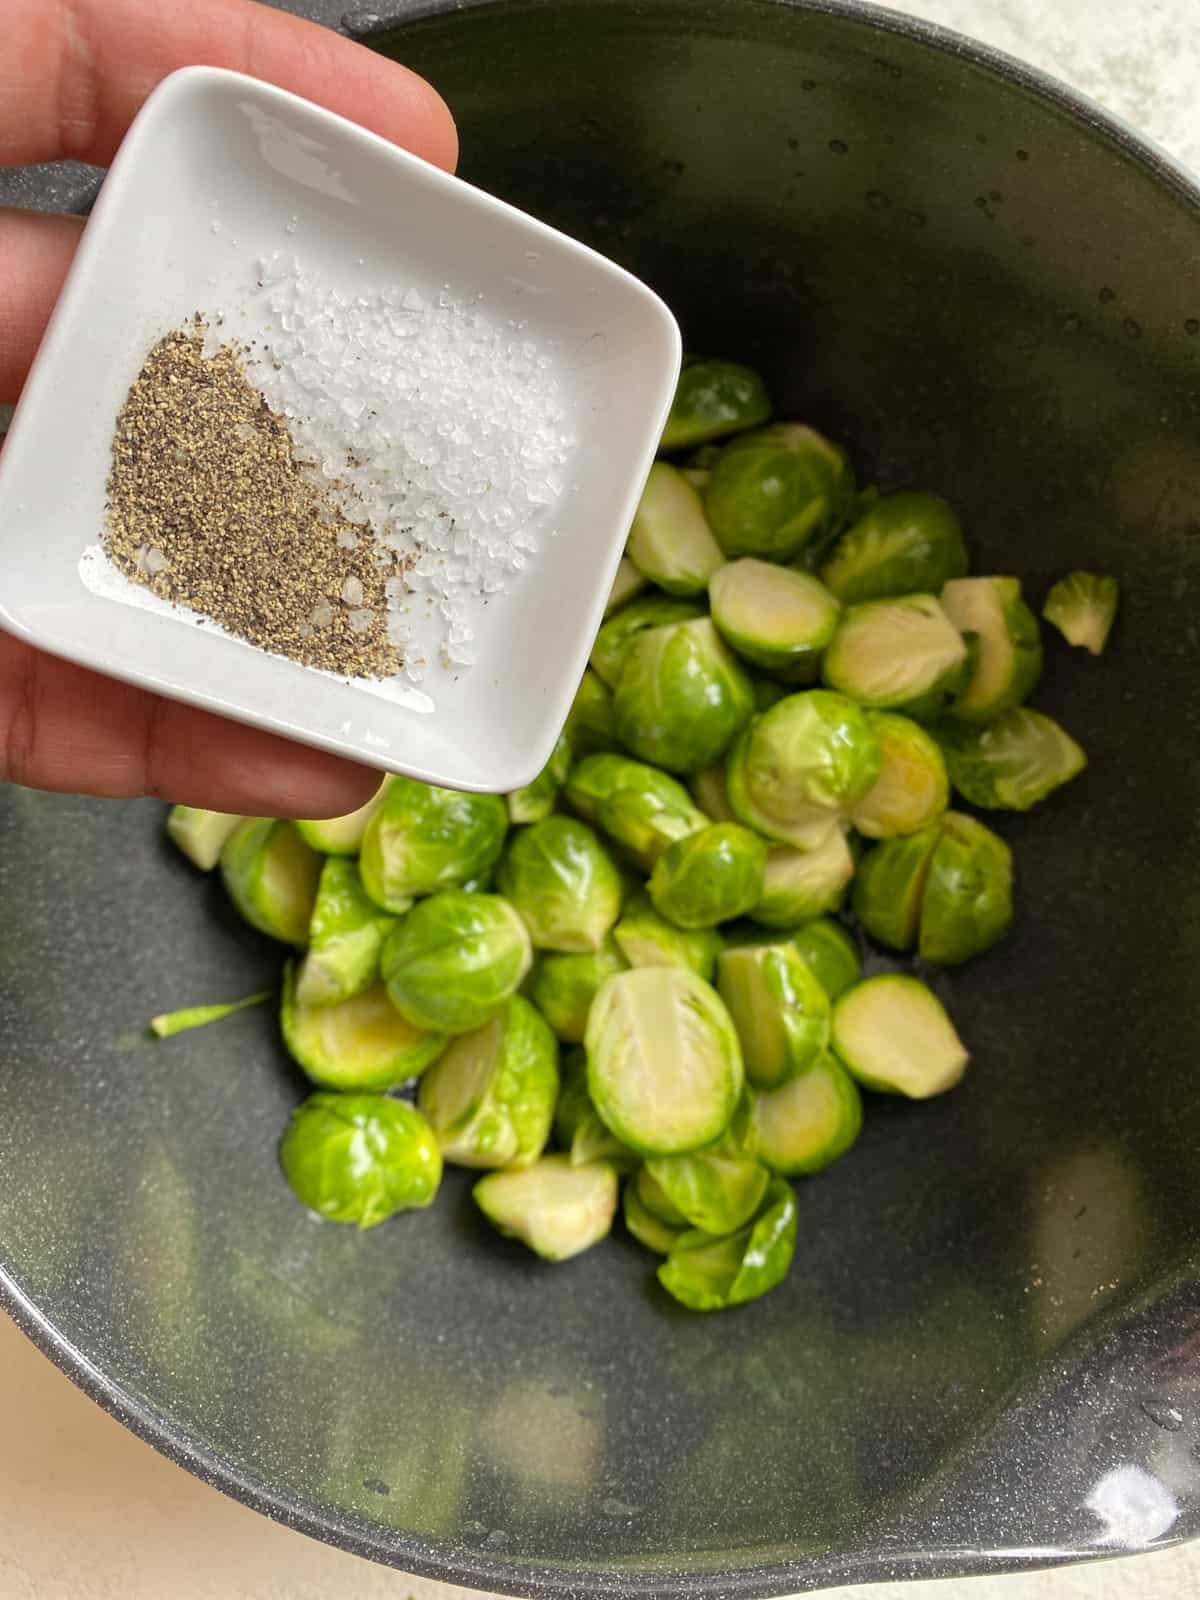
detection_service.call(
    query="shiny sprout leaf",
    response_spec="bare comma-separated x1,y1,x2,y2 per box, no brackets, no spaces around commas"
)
531,938,628,1043
566,753,709,869
786,918,861,1001
751,1051,863,1175
612,890,723,980
918,812,1013,966
820,491,968,604
705,423,855,562
649,823,767,929
940,577,1042,723
553,1053,636,1172
1042,570,1119,655
660,357,771,452
850,712,949,839
851,827,941,952
296,856,394,1008
709,559,840,675
506,735,572,825
150,990,271,1039
359,778,508,913
497,816,623,953
643,1141,768,1236
382,892,532,1034
822,594,969,717
626,463,725,595
613,617,755,775
590,593,705,688
474,1155,619,1262
219,819,322,947
750,827,856,928
716,941,830,1088
623,1181,686,1255
295,779,389,855
279,1093,442,1228
563,669,616,757
657,1176,797,1312
281,968,446,1092
832,976,968,1099
938,708,1086,812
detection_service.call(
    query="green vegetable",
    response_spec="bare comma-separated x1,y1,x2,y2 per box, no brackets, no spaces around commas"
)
166,805,245,871
281,969,446,1091
657,1177,797,1312
506,736,572,825
280,1093,442,1228
716,941,830,1088
382,892,533,1034
604,556,648,616
660,358,771,451
708,559,840,676
751,1051,863,1174
785,918,861,1000
831,975,968,1098
852,827,940,950
566,753,708,868
563,669,617,756
553,1053,637,1171
623,1181,686,1254
750,827,856,927
497,816,623,953
219,819,322,947
626,463,725,595
752,677,789,712
474,1156,619,1261
417,996,558,1170
586,968,743,1156
590,593,705,689
940,577,1042,722
295,857,393,1008
295,779,389,855
612,890,723,979
918,812,1013,965
820,491,968,604
850,712,949,838
689,763,738,823
705,424,854,562
359,777,508,913
636,1165,688,1225
530,938,628,1043
613,617,755,775
1042,570,1119,654
648,823,767,929
149,991,270,1038
644,1095,766,1235
938,708,1087,811
822,594,969,717
726,690,881,847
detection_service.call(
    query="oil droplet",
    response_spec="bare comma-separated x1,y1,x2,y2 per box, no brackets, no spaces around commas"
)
903,209,927,229
1123,318,1142,339
1016,148,1030,162
989,189,1003,202
828,139,849,155
801,79,817,91
1099,286,1116,304
1063,313,1082,333
1185,318,1199,336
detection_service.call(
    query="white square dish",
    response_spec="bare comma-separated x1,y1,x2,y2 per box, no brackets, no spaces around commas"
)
0,66,681,792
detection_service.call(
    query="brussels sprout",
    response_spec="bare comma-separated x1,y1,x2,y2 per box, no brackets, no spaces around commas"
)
497,817,623,953
660,358,771,451
554,1052,637,1171
613,617,755,775
282,969,447,1091
658,1176,797,1312
918,812,1013,965
849,712,949,839
150,991,270,1038
563,669,616,756
637,1165,689,1225
382,892,532,1034
590,593,704,689
166,805,245,871
750,827,856,928
416,996,558,1169
822,594,969,717
474,1155,619,1262
359,778,508,913
726,691,881,847
623,1181,686,1255
626,464,725,596
831,975,968,1098
648,823,767,930
644,1096,767,1235
566,753,708,868
705,424,855,562
220,819,322,947
605,556,649,616
689,763,739,823
530,938,628,1043
851,827,939,951
280,1092,442,1227
938,708,1086,812
716,941,830,1088
506,735,572,825
709,560,840,676
820,491,968,604
612,890,723,980
296,857,394,1008
586,968,743,1156
941,577,1042,722
1043,570,1119,655
296,779,389,855
786,918,862,1000
750,1051,863,1175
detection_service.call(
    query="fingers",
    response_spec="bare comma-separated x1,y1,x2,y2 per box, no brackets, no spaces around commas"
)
0,630,383,816
2,0,457,170
0,209,82,402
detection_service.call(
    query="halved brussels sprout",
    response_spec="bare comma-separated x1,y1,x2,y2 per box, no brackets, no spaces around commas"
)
220,819,322,947
832,975,968,1098
382,892,532,1034
554,1052,637,1171
850,712,949,839
280,1092,442,1228
282,968,446,1091
751,1051,863,1175
636,1165,689,1225
474,1156,619,1261
709,560,840,676
689,763,738,823
750,827,856,928
497,817,623,953
820,491,968,604
506,735,572,825
590,593,705,689
605,556,649,617
296,779,389,855
648,823,767,929
530,938,628,1043
296,857,394,1008
851,826,940,951
1042,570,1119,655
566,753,709,868
613,618,755,775
786,918,861,1001
716,941,830,1088
918,812,1013,965
359,778,508,913
726,690,881,847
705,424,855,562
623,1181,686,1255
626,464,725,596
563,669,617,756
167,805,245,871
612,890,723,980
585,968,743,1156
660,358,771,451
822,594,969,717
938,708,1086,811
416,996,558,1169
643,1093,766,1235
657,1176,797,1312
941,577,1042,723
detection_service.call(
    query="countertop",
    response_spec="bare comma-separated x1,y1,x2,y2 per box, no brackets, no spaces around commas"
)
3,1,1199,1598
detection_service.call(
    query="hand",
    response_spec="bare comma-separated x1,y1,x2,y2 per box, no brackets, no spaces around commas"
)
1,0,457,816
